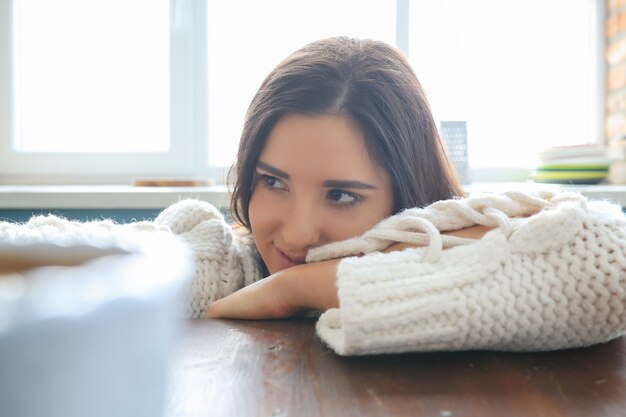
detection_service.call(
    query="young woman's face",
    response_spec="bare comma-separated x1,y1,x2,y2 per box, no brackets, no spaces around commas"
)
248,113,394,274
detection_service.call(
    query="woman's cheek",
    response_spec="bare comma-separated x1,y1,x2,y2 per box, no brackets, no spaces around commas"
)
249,190,282,235
317,206,364,242
327,203,389,241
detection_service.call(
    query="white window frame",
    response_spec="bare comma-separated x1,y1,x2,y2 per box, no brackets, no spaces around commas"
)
0,0,606,185
0,0,211,185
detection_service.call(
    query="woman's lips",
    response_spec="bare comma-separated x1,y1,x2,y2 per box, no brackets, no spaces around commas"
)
276,247,306,270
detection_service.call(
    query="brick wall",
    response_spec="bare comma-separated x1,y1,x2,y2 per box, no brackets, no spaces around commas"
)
607,0,626,141
606,0,626,183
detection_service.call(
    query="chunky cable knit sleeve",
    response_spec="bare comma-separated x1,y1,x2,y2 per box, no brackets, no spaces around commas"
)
0,199,263,320
154,199,263,318
0,214,165,246
308,191,626,355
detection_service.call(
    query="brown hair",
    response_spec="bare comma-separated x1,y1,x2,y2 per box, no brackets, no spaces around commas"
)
230,37,463,229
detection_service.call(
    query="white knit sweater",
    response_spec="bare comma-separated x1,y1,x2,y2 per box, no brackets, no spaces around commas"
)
1,191,625,356
310,191,626,354
0,200,263,320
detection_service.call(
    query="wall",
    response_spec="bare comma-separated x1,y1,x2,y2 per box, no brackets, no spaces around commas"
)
607,0,626,141
606,0,626,183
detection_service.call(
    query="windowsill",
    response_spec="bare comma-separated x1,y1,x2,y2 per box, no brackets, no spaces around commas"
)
463,182,626,206
1,182,626,209
0,185,231,209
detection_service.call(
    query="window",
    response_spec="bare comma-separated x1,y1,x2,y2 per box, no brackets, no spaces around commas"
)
206,0,397,167
409,0,602,177
0,0,603,184
13,0,169,153
0,0,201,183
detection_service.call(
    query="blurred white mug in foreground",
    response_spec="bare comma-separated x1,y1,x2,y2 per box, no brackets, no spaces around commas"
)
0,233,193,417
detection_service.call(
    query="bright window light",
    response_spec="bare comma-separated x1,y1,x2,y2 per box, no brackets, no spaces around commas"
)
206,0,397,167
2,0,601,183
410,0,596,168
12,0,170,153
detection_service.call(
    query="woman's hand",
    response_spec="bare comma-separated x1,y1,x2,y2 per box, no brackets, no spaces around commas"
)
205,259,340,320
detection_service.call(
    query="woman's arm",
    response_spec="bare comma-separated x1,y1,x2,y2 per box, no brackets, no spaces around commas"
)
210,192,626,355
205,225,492,319
155,199,265,318
205,259,340,319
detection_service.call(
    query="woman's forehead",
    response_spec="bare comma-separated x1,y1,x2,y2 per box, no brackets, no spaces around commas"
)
259,113,386,182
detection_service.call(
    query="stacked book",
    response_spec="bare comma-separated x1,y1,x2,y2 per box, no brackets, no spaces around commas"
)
530,144,611,184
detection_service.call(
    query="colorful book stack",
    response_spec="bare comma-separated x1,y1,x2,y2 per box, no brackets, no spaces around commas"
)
530,145,611,184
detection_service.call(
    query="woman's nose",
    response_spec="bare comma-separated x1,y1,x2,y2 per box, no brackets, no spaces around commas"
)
281,200,322,254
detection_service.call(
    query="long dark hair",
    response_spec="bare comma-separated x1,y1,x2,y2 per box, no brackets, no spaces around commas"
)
230,37,463,229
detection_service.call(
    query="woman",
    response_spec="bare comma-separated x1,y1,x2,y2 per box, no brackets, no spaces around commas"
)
3,38,626,355
205,36,473,318
168,37,626,355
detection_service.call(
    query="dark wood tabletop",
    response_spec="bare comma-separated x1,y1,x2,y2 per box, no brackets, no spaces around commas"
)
166,319,626,417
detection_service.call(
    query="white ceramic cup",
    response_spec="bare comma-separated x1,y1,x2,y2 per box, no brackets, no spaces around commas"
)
0,234,193,417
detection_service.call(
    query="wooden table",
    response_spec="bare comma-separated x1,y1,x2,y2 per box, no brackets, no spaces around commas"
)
167,319,626,417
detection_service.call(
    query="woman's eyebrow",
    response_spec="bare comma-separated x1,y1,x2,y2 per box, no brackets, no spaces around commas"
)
257,161,376,189
256,161,290,179
323,179,377,190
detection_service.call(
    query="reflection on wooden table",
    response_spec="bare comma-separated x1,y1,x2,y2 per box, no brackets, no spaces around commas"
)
167,319,626,417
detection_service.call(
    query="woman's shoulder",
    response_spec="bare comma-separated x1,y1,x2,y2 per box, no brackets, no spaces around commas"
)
154,199,226,234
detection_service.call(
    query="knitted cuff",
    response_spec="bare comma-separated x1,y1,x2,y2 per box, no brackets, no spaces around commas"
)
316,230,508,355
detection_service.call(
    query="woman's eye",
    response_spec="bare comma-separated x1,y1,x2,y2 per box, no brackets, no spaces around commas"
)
327,189,361,205
259,174,286,190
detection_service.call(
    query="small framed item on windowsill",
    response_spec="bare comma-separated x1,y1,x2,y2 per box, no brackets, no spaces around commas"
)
440,121,469,184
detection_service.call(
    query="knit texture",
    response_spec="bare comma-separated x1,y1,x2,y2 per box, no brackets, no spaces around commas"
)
154,200,263,318
0,214,164,245
2,192,625,356
310,191,626,355
0,199,263,319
